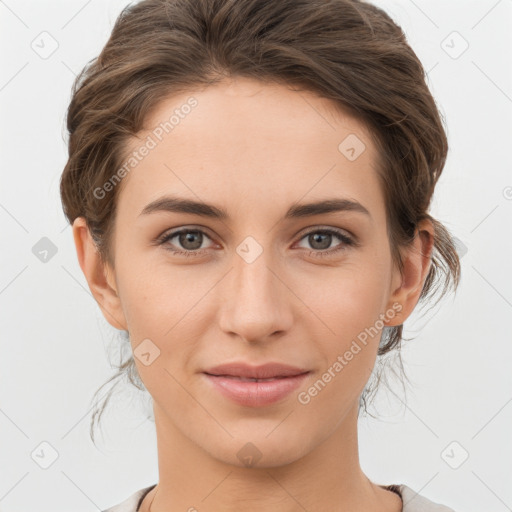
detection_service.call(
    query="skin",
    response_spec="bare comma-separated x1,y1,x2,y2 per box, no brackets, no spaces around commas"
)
73,76,434,512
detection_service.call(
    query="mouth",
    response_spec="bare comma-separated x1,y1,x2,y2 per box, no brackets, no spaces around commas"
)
203,372,309,382
202,361,311,380
202,371,311,407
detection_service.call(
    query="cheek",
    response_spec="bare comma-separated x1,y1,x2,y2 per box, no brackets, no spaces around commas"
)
298,271,387,408
116,251,202,333
297,260,391,397
115,256,211,380
304,261,389,338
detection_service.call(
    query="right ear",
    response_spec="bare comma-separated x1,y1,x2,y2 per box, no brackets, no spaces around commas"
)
72,217,128,331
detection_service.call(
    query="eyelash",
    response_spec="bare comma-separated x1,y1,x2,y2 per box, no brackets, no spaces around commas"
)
156,226,356,259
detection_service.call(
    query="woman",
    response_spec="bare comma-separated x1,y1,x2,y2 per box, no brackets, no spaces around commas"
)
60,0,461,510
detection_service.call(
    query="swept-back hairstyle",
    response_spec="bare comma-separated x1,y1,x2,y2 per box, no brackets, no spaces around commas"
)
60,0,460,443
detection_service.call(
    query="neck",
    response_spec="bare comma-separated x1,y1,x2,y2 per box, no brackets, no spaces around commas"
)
141,401,402,512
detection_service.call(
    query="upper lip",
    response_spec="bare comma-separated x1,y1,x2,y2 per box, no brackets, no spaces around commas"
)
203,362,310,379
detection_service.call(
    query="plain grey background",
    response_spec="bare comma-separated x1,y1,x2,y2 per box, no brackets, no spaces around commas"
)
1,0,511,511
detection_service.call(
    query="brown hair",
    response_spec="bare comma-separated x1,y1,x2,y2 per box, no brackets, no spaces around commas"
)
60,0,461,443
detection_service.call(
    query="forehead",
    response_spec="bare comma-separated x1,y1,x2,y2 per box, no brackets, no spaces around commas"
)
116,77,384,223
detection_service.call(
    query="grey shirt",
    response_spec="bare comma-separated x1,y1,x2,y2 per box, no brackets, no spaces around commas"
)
102,483,457,511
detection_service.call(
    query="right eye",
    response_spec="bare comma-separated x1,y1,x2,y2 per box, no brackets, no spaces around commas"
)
158,228,215,257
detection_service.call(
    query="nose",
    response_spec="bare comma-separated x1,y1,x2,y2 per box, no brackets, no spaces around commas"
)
217,245,294,343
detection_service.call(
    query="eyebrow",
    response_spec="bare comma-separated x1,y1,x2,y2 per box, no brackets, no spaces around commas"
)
139,195,371,220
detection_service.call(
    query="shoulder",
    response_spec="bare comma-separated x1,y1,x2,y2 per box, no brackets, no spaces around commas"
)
101,484,157,512
396,484,458,512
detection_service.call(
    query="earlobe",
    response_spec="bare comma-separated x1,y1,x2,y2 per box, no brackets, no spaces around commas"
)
72,217,128,331
384,219,435,327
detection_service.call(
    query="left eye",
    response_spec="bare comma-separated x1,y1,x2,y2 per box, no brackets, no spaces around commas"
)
158,227,354,257
296,228,354,254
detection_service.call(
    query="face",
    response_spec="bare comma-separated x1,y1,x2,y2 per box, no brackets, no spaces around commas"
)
82,77,417,468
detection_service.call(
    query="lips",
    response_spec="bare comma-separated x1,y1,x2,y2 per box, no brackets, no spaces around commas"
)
203,368,311,407
203,362,310,380
215,376,289,382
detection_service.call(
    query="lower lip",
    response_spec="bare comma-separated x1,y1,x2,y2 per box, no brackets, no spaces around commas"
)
203,372,310,407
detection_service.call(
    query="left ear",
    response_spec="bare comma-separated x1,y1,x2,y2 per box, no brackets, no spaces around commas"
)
385,218,435,327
